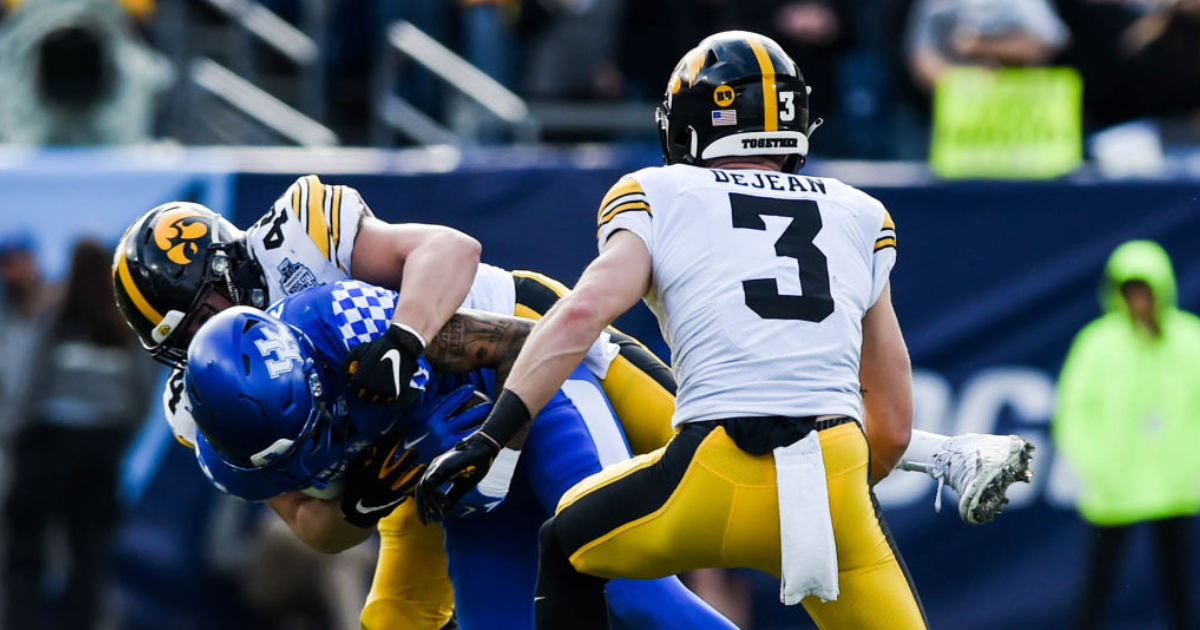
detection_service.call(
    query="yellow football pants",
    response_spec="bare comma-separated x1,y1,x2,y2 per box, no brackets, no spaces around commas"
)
552,421,928,630
362,501,455,630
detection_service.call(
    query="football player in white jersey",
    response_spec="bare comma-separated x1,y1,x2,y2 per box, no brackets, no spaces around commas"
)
414,31,997,629
114,170,1027,626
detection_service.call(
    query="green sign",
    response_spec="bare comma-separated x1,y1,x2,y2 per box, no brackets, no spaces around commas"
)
931,67,1082,180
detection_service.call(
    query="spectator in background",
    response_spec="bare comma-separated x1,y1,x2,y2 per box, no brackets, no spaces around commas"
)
0,233,45,432
1053,240,1200,630
0,232,45,512
521,0,625,101
3,238,158,630
732,1,857,154
905,0,1069,92
0,0,171,145
1058,0,1200,128
460,0,517,89
619,0,738,100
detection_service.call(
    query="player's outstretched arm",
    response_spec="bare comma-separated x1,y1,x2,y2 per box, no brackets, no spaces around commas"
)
266,491,375,554
859,282,914,484
414,231,652,522
344,218,482,405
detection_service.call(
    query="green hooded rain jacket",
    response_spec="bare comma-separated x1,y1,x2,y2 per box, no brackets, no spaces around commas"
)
1053,240,1200,526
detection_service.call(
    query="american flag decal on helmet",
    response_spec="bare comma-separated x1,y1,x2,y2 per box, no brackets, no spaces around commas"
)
712,110,737,126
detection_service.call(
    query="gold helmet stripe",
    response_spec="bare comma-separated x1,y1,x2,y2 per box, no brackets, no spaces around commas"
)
747,38,778,132
116,245,164,325
684,47,706,88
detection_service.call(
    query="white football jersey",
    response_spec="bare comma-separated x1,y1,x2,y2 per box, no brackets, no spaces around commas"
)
596,164,897,426
164,175,518,448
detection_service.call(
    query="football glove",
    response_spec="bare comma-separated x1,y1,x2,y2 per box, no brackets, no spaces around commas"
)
344,323,425,405
340,439,424,528
414,431,501,524
415,388,532,524
340,385,492,528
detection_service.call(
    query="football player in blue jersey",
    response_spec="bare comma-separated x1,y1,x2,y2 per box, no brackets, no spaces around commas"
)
183,281,738,630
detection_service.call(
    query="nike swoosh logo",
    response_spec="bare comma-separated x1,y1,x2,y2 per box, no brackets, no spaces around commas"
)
356,496,406,514
403,432,428,450
382,349,402,395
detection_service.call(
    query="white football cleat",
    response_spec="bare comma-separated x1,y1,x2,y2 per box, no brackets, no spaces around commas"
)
929,434,1034,525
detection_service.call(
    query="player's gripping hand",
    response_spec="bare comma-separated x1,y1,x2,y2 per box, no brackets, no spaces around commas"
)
340,385,492,527
344,323,425,405
340,439,424,528
414,430,501,524
416,389,532,523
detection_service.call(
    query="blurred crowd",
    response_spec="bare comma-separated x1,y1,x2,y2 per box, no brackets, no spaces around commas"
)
0,236,377,630
0,0,1199,158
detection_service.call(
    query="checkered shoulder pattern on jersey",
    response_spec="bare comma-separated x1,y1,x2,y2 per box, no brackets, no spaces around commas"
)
246,175,372,304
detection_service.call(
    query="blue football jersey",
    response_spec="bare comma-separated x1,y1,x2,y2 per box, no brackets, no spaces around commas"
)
270,279,497,409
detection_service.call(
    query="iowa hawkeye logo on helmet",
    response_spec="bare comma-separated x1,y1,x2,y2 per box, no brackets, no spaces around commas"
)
112,201,265,368
656,31,819,172
153,207,210,265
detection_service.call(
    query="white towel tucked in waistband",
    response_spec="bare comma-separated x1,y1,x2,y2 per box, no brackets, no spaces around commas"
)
774,430,839,605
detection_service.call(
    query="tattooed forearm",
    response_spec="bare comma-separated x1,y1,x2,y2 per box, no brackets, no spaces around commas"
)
425,309,534,385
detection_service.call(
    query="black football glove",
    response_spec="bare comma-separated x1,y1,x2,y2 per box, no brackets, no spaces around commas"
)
340,437,425,528
415,389,533,524
344,323,425,405
414,431,501,524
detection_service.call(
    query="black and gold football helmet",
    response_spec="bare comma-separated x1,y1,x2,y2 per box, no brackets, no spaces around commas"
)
112,202,266,367
656,31,820,172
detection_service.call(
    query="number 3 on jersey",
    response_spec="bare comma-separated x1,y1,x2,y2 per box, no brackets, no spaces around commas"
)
730,194,833,322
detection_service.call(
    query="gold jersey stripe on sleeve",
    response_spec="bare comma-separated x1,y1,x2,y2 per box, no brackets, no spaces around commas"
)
290,180,302,221
748,38,778,132
302,175,332,260
597,177,648,224
876,209,896,251
331,185,344,272
598,201,651,227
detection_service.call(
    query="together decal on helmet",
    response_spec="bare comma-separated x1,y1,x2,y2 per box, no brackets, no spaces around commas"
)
656,31,821,172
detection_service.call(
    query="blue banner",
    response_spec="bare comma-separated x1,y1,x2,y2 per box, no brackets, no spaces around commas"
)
222,165,1200,629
